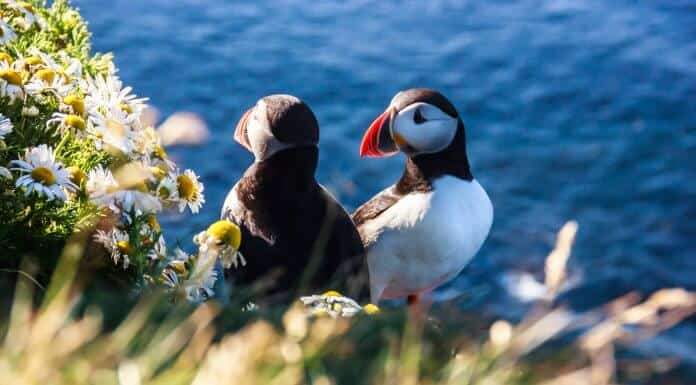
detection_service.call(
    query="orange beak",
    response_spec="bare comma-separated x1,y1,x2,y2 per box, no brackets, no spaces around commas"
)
234,108,252,151
359,107,398,158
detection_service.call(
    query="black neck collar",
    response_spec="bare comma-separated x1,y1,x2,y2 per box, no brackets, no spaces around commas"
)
243,145,318,194
396,121,473,194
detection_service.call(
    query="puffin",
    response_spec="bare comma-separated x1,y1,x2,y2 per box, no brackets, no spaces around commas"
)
221,94,366,298
352,88,493,313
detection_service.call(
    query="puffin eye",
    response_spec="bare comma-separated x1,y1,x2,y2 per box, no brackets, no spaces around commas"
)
413,108,426,124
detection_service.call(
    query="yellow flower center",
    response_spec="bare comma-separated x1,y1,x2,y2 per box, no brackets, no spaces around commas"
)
24,56,42,66
153,144,167,159
170,260,187,274
363,304,380,314
116,240,134,256
34,68,56,83
65,115,86,131
206,220,241,249
177,174,197,201
158,185,170,199
149,166,167,180
30,166,57,185
63,95,85,115
120,103,132,113
66,166,85,185
0,53,12,64
147,215,161,232
0,69,22,86
322,290,342,297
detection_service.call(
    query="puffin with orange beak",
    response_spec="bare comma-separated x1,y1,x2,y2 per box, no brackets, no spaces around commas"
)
353,88,493,315
222,94,366,298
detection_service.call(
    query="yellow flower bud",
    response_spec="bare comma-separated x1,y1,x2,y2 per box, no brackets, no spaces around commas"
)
170,260,187,274
63,95,85,115
34,68,56,83
0,69,22,86
149,166,167,181
24,56,42,66
0,53,13,64
147,214,161,233
116,240,134,256
322,290,342,297
153,144,167,159
206,220,242,250
363,304,380,314
65,114,86,131
66,166,85,185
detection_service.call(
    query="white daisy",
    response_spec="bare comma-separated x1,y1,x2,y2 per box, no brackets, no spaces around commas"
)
159,267,181,290
0,113,13,140
25,69,72,97
185,269,218,303
300,291,380,318
86,164,161,214
147,234,166,260
0,59,24,102
94,228,132,269
159,248,218,303
174,169,205,214
60,94,85,116
156,175,177,201
113,189,162,214
0,166,11,179
4,0,40,26
0,20,17,44
47,112,86,135
86,164,118,198
130,126,163,159
10,144,77,201
55,51,82,78
85,74,147,121
87,104,136,154
193,220,244,269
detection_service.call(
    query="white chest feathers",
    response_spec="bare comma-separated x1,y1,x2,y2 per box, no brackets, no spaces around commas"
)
363,176,493,301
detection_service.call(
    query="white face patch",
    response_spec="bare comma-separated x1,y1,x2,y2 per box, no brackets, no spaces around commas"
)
246,99,294,162
391,102,458,155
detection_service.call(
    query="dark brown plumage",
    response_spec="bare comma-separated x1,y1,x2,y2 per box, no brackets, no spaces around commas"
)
224,95,366,299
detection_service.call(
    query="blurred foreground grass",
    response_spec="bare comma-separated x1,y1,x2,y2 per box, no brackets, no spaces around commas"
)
1,222,694,385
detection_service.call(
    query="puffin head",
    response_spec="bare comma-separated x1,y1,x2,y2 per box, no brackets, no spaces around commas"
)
235,94,319,161
359,88,462,158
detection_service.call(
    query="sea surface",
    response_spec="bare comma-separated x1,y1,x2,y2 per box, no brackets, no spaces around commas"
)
74,0,695,364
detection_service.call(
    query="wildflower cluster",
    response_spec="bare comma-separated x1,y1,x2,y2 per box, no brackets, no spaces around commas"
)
301,290,380,318
0,0,224,300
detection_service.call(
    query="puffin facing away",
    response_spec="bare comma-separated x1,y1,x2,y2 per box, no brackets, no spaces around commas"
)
222,94,365,298
353,88,493,311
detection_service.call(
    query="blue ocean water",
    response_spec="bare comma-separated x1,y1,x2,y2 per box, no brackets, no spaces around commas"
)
74,0,695,359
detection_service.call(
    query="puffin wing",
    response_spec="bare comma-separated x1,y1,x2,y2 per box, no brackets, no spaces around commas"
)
351,185,403,227
351,185,405,246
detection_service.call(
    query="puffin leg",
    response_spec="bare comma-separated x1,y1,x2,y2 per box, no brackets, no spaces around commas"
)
407,293,433,327
407,294,423,323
